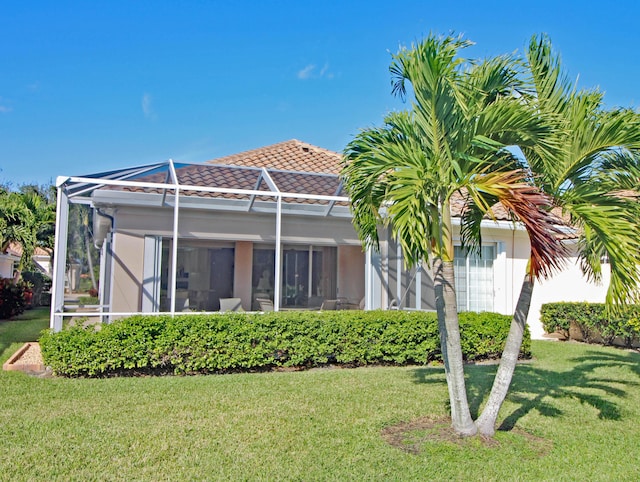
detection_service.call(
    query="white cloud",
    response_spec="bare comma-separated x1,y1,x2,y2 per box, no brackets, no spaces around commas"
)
297,64,316,80
142,93,157,120
297,62,334,80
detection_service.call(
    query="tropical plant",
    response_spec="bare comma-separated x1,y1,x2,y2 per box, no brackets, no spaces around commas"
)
341,34,567,436
67,204,98,291
0,186,55,270
475,35,640,436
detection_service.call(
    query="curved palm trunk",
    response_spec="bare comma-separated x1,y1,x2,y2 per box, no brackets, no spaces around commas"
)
85,233,97,291
475,275,534,436
433,256,477,436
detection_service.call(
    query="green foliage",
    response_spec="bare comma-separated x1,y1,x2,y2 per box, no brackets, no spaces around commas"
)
77,296,99,305
20,271,51,307
0,187,55,270
40,310,526,377
459,311,531,360
540,302,640,347
0,278,27,319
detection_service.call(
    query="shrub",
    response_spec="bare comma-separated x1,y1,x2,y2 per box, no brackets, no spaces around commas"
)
21,271,52,307
77,296,100,306
40,310,527,377
540,302,640,348
0,277,27,319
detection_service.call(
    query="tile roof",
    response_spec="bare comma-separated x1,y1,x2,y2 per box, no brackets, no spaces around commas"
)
450,190,575,239
97,139,574,236
114,162,344,206
206,139,342,174
1,242,51,258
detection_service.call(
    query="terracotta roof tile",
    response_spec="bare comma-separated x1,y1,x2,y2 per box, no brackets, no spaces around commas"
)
113,162,344,206
206,139,342,174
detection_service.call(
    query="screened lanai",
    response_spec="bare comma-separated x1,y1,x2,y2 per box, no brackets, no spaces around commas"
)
49,159,377,331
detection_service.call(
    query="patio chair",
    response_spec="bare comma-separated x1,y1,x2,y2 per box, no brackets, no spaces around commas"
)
320,299,338,310
256,298,274,312
219,297,244,312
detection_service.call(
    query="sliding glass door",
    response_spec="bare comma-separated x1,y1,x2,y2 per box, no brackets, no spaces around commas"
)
252,245,337,309
155,240,234,311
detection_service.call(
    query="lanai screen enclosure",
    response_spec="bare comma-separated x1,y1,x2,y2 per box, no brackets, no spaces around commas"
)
49,158,377,331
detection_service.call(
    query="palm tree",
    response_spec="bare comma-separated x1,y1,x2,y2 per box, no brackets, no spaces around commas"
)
475,35,640,436
342,34,567,436
0,189,55,271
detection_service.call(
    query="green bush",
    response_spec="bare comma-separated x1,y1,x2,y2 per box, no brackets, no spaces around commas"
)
21,271,52,307
40,310,527,377
0,277,27,319
77,296,100,306
540,302,640,347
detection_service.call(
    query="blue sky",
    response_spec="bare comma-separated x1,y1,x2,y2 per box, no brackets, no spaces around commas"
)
2,0,639,186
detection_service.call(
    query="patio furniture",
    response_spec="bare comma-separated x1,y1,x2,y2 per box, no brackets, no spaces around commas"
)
320,299,338,310
219,297,244,312
256,298,274,312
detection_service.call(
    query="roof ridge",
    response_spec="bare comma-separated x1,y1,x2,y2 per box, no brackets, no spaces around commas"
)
205,139,342,174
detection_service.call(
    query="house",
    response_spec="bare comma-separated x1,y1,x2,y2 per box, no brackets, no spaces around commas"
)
0,242,52,279
0,242,21,279
49,140,610,337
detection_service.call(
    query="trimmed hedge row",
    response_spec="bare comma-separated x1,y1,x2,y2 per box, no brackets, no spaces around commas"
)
40,310,529,377
540,302,640,347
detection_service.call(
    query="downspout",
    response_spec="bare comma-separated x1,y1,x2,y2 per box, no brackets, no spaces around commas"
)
95,208,115,322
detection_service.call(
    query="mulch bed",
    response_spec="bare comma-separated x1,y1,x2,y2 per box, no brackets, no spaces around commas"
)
381,416,552,456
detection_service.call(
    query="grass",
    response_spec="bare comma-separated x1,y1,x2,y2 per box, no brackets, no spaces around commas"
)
0,307,50,364
1,311,640,480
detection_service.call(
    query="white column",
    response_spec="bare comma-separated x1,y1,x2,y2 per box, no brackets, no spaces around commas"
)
415,264,422,310
273,196,282,311
396,240,402,307
365,245,372,310
170,187,180,314
50,183,69,332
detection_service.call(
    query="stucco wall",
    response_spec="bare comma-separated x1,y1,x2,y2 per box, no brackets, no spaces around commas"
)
110,231,145,313
0,257,15,279
234,241,253,310
527,243,610,338
337,245,365,303
113,207,361,246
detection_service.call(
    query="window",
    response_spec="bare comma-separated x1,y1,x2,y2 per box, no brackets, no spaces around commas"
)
454,245,495,312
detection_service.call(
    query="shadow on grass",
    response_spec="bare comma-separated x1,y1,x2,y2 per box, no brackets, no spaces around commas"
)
410,347,640,430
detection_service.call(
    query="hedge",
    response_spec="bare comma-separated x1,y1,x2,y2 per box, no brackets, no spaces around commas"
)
540,302,640,347
40,310,530,377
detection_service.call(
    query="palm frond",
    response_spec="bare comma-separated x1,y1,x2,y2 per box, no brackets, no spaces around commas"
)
464,170,569,279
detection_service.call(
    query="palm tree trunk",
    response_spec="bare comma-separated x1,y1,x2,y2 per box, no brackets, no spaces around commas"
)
84,233,97,291
433,256,477,436
475,274,534,436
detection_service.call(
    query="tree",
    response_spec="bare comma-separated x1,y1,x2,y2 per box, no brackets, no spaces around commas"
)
341,34,567,436
0,186,56,271
67,204,98,291
475,35,640,436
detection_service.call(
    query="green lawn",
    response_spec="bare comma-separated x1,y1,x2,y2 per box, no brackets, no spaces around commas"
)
1,311,639,480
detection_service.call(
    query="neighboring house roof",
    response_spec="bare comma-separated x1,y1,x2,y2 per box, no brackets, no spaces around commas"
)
2,241,22,258
3,242,52,258
206,139,342,174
